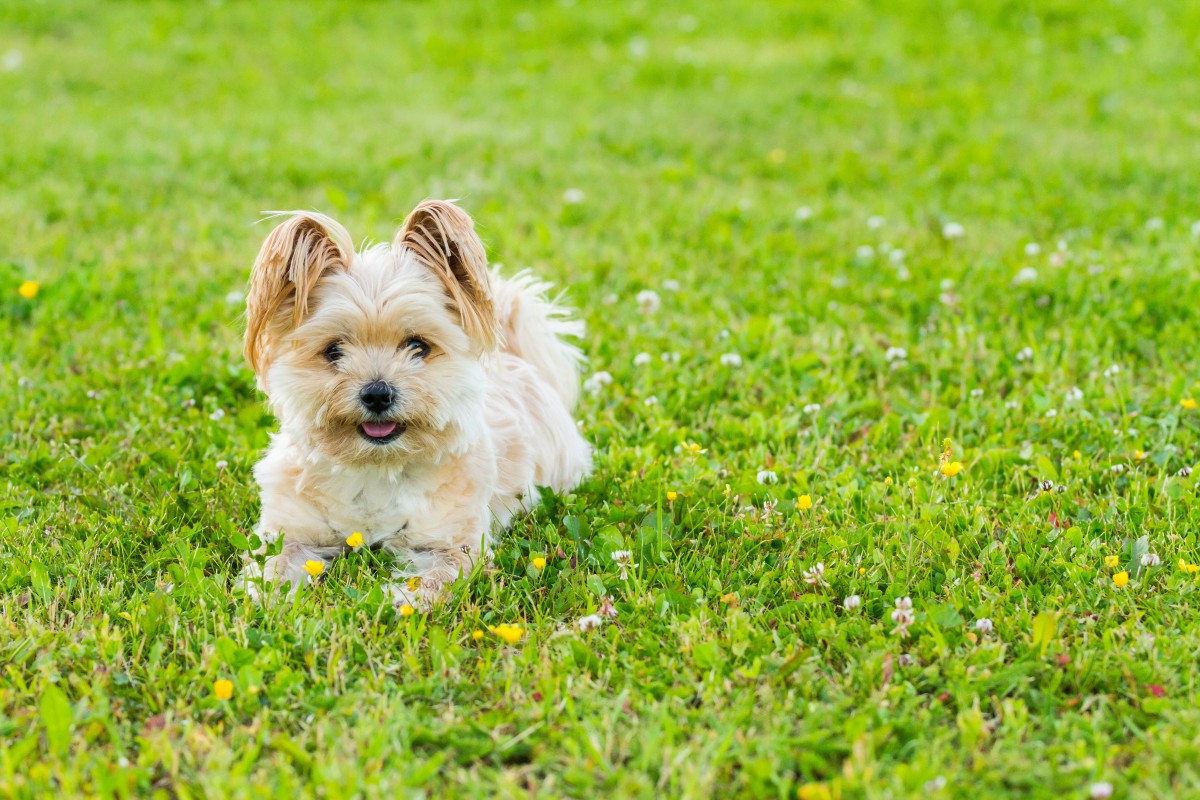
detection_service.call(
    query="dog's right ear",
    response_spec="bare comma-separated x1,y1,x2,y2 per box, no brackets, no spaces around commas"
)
244,212,352,376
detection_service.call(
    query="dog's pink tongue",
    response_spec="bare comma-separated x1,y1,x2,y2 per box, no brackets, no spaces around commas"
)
362,421,398,438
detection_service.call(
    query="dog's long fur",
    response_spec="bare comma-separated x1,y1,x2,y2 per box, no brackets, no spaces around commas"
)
240,200,591,605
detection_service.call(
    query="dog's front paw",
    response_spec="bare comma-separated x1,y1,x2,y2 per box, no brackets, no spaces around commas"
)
382,576,444,613
238,554,312,604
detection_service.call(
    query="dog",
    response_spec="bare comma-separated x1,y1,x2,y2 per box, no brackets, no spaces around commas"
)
239,200,592,607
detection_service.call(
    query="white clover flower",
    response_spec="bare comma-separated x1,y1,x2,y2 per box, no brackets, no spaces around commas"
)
1089,783,1113,800
1088,264,1104,275
562,188,585,204
1065,386,1084,404
1045,409,1057,418
794,206,813,221
1110,464,1126,474
867,215,886,230
612,550,637,580
842,594,861,611
924,776,947,792
1104,364,1121,378
940,278,955,290
830,275,849,289
889,249,906,263
885,346,908,363
643,396,659,406
970,389,984,398
577,614,603,632
1141,552,1161,567
895,596,913,612
717,329,731,339
898,653,916,666
802,562,828,587
209,408,226,421
1024,242,1041,256
942,221,965,239
662,279,681,292
602,293,618,305
583,371,613,395
225,290,245,305
1145,217,1164,231
719,353,743,368
855,245,876,259
1005,400,1020,409
803,403,821,415
636,289,661,314
896,266,912,281
215,460,228,470
598,595,618,618
633,352,652,367
1016,347,1034,362
756,470,778,485
661,352,681,363
1013,267,1038,285
975,617,993,634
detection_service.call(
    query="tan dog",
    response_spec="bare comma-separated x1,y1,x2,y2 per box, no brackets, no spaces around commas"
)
240,200,591,606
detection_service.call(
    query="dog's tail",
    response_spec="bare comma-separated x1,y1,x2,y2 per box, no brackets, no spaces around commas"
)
490,269,585,411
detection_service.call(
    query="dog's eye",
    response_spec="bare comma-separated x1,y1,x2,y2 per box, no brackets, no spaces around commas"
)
323,341,344,363
402,337,431,359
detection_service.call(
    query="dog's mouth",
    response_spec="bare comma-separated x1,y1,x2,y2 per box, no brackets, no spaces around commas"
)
359,421,405,444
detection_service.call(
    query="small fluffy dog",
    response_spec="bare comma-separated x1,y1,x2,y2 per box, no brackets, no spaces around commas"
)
240,200,591,606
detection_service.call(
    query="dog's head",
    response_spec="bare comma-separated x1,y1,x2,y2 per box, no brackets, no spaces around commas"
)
244,200,500,465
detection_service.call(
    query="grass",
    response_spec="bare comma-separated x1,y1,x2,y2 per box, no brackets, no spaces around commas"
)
3,0,1200,796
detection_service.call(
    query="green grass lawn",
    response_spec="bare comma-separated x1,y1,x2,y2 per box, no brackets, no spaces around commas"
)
5,0,1200,796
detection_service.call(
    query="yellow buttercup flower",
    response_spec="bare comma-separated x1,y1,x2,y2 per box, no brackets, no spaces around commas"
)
680,441,706,454
1104,555,1120,568
940,461,964,477
1074,450,1082,460
398,604,415,617
532,556,547,570
1179,559,1200,574
1182,398,1198,410
345,531,364,548
471,630,484,641
797,495,813,510
303,560,325,578
1113,571,1130,588
723,484,732,497
666,491,678,502
213,679,233,700
18,281,39,299
489,624,525,644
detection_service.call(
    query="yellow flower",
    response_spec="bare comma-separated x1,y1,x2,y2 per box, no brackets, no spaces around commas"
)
1104,555,1120,568
797,495,813,510
681,441,707,454
940,461,964,477
1179,559,1200,574
471,629,484,641
532,556,547,570
859,567,866,574
213,679,233,700
345,531,364,548
883,476,893,486
406,576,422,592
18,281,39,299
489,624,525,644
723,484,732,497
398,604,415,617
720,592,739,606
1113,571,1130,588
1074,450,1082,460
1182,398,1198,410
797,783,832,800
666,491,678,502
1135,450,1148,461
303,560,325,577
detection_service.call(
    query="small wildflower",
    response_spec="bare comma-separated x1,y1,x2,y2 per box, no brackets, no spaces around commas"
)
722,483,732,497
1090,782,1113,799
720,592,739,606
803,403,821,414
1104,364,1121,378
643,395,658,406
802,562,828,587
719,352,743,368
532,556,547,570
975,618,994,634
215,460,228,470
471,629,484,641
679,441,707,454
940,461,964,477
209,408,226,421
1113,571,1130,588
970,388,984,398
842,594,861,611
1178,559,1200,574
18,281,39,299
1016,347,1034,362
583,371,613,395
633,352,652,367
303,560,325,578
345,531,364,549
891,597,915,638
884,346,908,363
636,289,661,314
856,245,876,259
1065,386,1084,404
942,221,965,239
489,624,525,644
1141,553,1161,568
1104,555,1120,568
795,206,813,221
612,550,636,580
796,494,813,510
756,470,778,485
398,604,416,618
562,188,585,204
1145,217,1164,231
1181,398,1198,410
1013,267,1038,285
1024,242,1041,256
598,595,619,618
224,289,244,304
666,491,678,501
1178,466,1193,478
1074,450,1082,459
213,680,234,700
577,614,603,632
1110,464,1126,474
867,215,885,230
662,279,680,292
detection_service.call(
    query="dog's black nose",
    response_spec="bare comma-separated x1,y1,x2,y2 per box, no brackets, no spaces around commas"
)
359,380,395,413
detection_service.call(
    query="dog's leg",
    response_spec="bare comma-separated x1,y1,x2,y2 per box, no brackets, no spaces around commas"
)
240,538,343,603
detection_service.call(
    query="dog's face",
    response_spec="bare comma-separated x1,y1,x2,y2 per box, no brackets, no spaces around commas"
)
244,201,501,466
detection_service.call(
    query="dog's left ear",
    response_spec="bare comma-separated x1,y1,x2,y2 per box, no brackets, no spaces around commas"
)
396,200,500,351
